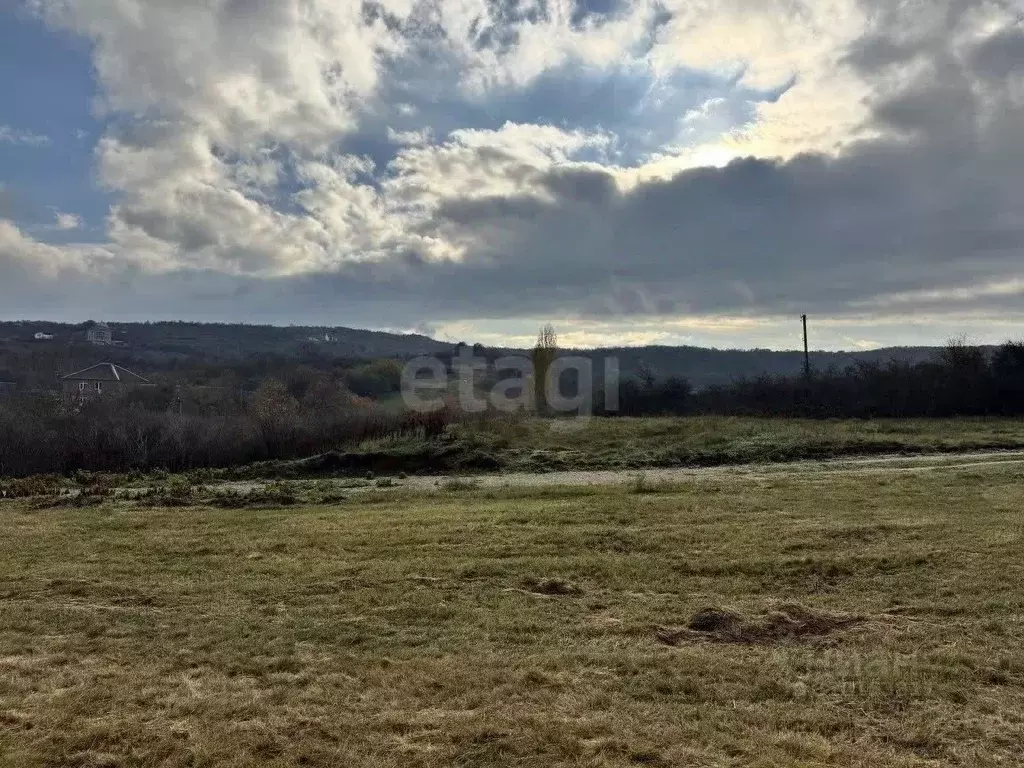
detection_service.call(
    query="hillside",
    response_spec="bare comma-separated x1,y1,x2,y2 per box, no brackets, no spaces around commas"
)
0,320,451,360
581,344,951,388
0,319,961,391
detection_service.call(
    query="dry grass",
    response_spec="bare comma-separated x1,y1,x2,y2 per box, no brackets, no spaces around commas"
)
229,416,1024,479
2,461,1024,766
474,415,1024,471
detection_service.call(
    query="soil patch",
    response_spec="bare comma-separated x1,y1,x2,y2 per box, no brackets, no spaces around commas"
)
656,603,864,646
522,577,584,597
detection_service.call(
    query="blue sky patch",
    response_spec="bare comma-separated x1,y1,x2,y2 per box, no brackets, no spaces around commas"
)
0,5,109,242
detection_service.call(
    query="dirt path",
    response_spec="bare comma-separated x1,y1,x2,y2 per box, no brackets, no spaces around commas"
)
199,449,1024,495
400,450,1024,489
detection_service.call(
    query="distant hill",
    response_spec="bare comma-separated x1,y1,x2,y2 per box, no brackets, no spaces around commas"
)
0,320,964,391
576,345,959,389
0,320,452,362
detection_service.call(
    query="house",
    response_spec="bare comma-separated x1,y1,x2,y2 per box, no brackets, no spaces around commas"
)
61,363,152,399
86,322,113,346
34,332,55,341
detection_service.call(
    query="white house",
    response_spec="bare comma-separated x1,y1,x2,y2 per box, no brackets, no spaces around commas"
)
86,322,113,346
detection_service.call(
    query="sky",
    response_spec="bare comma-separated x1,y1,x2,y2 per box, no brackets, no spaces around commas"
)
1,0,1023,350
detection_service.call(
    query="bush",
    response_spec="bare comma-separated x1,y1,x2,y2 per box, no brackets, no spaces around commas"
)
0,475,67,498
136,478,200,507
0,386,472,478
209,483,299,508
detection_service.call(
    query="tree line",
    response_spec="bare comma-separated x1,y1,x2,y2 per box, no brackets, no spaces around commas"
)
0,372,446,478
3,338,1023,478
605,339,1024,418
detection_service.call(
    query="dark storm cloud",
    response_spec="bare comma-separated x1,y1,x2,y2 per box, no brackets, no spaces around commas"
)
110,98,1017,332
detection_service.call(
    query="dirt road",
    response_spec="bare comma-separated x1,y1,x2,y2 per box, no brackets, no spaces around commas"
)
402,449,1024,489
198,449,1024,496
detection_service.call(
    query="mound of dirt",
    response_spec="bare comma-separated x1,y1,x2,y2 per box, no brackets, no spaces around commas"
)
522,577,584,597
656,603,864,646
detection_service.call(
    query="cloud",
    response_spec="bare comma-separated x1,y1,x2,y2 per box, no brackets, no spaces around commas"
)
32,0,408,152
0,125,50,146
648,0,875,158
3,0,1024,348
53,211,82,230
0,219,118,277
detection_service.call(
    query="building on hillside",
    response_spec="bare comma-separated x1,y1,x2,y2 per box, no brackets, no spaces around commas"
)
86,322,113,346
61,363,152,400
34,332,55,341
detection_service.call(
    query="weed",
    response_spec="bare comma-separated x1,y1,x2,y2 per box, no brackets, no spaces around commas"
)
440,477,480,491
629,473,657,494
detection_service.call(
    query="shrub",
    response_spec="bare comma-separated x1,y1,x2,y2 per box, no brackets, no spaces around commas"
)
0,475,66,498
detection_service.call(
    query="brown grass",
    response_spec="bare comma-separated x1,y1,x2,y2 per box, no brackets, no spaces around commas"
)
2,460,1024,766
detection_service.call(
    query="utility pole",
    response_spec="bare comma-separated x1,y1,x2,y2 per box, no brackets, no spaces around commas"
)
801,314,811,379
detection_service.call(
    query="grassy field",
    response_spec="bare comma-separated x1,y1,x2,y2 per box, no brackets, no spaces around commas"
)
2,460,1024,766
304,416,1024,477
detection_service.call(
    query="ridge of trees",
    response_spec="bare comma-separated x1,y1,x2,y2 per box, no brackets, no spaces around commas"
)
607,339,1024,418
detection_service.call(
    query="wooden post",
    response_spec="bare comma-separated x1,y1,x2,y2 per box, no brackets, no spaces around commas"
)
801,314,811,379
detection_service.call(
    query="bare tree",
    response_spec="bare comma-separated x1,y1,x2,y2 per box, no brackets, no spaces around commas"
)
532,324,558,414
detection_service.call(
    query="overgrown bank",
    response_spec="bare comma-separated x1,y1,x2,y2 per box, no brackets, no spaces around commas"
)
225,416,1024,478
